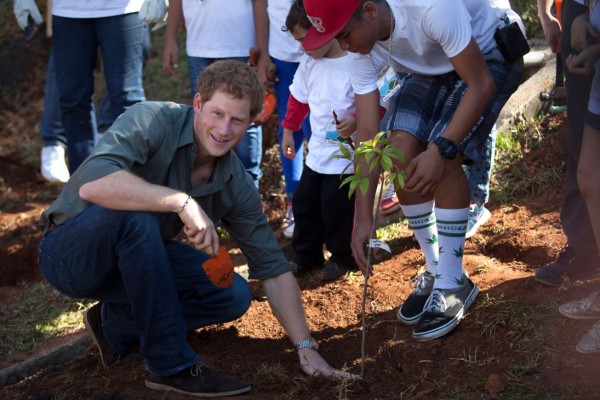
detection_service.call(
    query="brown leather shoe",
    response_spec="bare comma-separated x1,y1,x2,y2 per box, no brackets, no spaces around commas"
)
83,302,121,368
145,363,251,397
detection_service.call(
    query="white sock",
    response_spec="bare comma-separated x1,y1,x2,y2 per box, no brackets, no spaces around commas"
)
434,207,469,289
400,201,438,275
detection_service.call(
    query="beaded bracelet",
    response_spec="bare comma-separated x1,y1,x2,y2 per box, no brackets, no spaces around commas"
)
177,194,192,213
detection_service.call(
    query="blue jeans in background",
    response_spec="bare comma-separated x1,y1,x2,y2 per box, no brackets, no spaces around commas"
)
38,206,251,375
273,58,312,200
52,13,147,174
465,124,497,206
188,56,262,187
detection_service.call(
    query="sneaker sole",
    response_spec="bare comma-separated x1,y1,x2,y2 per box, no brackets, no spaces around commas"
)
380,204,401,216
145,380,251,397
396,307,423,325
412,284,479,342
558,308,600,320
534,274,561,287
575,345,600,354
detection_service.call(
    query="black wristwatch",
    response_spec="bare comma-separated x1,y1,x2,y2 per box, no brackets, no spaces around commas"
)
432,137,458,160
294,337,318,352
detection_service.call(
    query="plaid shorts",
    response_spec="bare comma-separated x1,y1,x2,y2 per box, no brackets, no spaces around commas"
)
387,48,524,161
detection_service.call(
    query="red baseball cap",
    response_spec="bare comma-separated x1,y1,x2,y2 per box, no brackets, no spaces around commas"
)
303,0,361,51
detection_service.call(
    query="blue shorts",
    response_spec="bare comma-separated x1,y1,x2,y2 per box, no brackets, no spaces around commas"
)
387,48,524,161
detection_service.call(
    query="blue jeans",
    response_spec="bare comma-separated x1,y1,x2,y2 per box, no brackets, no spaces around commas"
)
188,56,262,187
38,206,251,375
273,58,312,200
52,13,147,174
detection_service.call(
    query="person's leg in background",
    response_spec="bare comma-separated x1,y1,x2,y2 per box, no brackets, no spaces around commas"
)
536,0,600,286
96,13,146,137
52,16,99,175
273,57,311,238
188,56,263,188
464,124,496,239
40,52,70,183
98,23,151,133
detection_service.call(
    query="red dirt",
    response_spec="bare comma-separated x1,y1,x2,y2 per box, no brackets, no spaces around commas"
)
1,10,599,400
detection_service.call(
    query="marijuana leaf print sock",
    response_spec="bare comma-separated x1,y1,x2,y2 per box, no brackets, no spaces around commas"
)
434,206,469,290
400,200,438,275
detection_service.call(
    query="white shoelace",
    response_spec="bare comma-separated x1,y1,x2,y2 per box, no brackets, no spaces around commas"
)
423,289,447,313
410,273,432,294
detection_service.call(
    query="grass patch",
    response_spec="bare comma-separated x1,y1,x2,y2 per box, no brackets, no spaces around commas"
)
0,281,94,361
491,114,563,203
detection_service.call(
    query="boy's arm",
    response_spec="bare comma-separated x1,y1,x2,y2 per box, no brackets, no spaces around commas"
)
252,0,274,91
403,39,494,196
350,89,385,273
536,0,561,53
162,0,183,76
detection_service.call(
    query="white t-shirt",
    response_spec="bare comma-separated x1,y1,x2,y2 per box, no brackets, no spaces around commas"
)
290,54,355,174
349,0,524,95
267,0,303,62
183,0,255,58
53,0,143,18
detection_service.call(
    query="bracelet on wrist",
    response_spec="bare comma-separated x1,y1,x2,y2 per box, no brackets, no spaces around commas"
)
177,194,192,213
294,337,318,353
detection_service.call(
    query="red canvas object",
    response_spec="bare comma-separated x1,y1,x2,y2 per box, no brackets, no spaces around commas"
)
202,246,234,288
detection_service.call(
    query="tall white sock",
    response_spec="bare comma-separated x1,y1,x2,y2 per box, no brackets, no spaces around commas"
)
434,207,469,289
400,201,438,275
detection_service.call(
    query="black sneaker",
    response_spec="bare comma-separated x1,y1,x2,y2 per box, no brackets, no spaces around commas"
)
145,363,251,397
412,276,479,341
397,272,435,325
320,260,350,281
83,302,121,368
535,246,600,286
289,262,318,278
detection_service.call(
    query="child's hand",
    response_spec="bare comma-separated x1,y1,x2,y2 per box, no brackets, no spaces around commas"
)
282,129,296,159
566,45,600,76
572,13,599,51
336,116,357,138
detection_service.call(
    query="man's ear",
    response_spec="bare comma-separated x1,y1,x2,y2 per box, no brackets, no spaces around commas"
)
193,93,203,111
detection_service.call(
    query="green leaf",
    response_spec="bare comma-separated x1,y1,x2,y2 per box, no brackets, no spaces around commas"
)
381,154,392,171
359,178,369,196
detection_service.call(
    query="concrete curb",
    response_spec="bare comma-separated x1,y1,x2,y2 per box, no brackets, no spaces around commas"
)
0,43,560,390
0,333,90,389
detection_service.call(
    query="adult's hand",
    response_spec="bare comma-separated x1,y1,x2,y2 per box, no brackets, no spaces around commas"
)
297,348,360,380
13,0,42,30
139,0,168,31
178,198,220,256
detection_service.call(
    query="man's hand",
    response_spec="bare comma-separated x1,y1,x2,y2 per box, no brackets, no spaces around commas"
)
162,37,179,76
13,0,42,30
404,145,446,196
178,197,220,255
139,0,168,31
298,348,360,380
539,13,562,53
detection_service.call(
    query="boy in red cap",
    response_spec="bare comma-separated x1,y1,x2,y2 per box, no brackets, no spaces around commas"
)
302,0,526,341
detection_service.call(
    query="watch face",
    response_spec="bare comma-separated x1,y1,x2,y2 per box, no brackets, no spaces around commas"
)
434,137,457,160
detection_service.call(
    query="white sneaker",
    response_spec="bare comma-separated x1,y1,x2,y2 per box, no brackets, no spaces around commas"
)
41,145,70,183
465,204,491,239
282,203,294,239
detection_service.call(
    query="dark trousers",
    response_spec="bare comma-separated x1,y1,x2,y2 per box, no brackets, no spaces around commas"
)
292,165,356,267
560,0,598,256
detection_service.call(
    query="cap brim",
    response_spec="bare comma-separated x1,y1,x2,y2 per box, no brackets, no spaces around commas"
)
303,24,345,51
